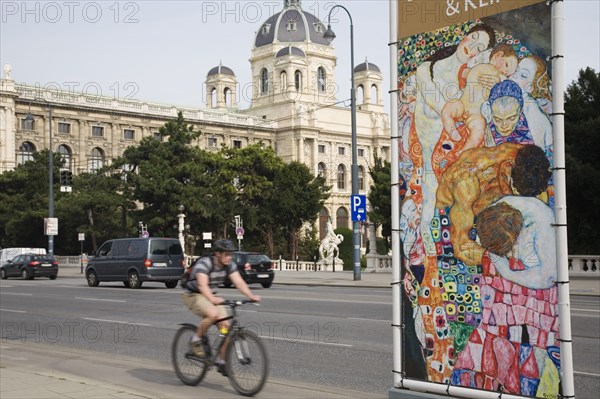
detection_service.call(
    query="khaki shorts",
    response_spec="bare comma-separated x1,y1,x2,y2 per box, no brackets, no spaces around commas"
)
182,292,229,320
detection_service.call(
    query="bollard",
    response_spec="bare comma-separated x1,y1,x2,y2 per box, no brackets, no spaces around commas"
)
332,256,335,273
296,256,299,271
279,255,282,271
313,255,317,272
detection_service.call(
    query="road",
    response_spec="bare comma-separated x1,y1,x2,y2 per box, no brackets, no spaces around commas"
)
0,276,598,398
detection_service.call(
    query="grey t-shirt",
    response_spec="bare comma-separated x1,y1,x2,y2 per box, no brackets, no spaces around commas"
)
183,255,237,293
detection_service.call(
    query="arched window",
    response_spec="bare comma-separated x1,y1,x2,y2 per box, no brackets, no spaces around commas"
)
357,85,364,105
295,70,302,91
319,208,329,240
371,84,379,104
210,88,217,108
261,68,269,94
89,147,105,172
58,145,72,171
337,164,346,190
17,141,36,165
280,71,287,91
224,87,232,107
317,67,326,92
336,207,349,229
358,166,365,190
317,162,326,178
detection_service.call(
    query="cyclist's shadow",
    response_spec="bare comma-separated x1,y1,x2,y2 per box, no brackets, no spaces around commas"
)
127,367,235,394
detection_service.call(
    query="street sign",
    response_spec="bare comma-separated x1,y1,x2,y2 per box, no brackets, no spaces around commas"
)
202,232,212,240
235,227,245,237
350,195,367,222
78,233,85,241
44,218,58,236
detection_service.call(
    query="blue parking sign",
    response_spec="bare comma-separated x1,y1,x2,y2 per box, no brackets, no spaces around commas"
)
351,195,367,222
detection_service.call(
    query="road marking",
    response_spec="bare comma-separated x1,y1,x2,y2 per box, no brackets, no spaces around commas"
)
1,354,28,361
574,371,600,378
261,294,390,305
259,335,353,347
571,308,600,313
0,308,27,313
348,317,389,322
75,297,126,303
83,317,151,326
0,292,33,296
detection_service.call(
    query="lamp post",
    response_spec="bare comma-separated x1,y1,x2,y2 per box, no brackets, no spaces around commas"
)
26,99,54,256
324,5,360,280
177,204,186,254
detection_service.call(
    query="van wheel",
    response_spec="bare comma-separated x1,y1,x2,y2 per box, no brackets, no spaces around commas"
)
261,282,272,288
123,280,130,288
49,275,57,280
165,281,178,289
87,270,99,287
1,269,7,279
128,271,142,289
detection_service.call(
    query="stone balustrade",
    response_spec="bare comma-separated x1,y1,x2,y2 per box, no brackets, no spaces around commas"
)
55,254,599,279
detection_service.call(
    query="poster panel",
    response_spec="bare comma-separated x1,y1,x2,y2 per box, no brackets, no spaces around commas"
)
396,1,558,397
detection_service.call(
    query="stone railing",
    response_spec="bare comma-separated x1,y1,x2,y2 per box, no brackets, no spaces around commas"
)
273,258,343,272
15,84,277,129
364,254,600,277
569,255,600,277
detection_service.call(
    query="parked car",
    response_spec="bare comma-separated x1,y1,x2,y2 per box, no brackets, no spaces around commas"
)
0,254,58,280
85,237,185,289
224,251,274,288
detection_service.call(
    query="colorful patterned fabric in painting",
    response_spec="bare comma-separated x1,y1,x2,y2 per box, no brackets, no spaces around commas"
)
432,207,483,327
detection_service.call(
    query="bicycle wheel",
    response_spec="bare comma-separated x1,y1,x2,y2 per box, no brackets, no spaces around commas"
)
171,324,207,386
225,330,269,396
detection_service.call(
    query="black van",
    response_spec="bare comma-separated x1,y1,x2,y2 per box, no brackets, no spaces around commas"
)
85,237,185,289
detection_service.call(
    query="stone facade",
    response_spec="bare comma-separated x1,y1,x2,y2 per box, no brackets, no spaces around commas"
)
0,0,390,245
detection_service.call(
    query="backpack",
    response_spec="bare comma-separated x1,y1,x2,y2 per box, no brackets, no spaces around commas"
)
181,256,214,291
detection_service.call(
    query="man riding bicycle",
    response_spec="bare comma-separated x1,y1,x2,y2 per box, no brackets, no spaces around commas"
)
181,239,261,376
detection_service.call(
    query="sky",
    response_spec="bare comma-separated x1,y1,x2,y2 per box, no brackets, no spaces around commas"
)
1,0,598,113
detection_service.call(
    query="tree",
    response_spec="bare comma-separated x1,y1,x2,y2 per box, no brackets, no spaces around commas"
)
367,154,391,253
564,67,600,254
268,162,329,259
113,112,211,242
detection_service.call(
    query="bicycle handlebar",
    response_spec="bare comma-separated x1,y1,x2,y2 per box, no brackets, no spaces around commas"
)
221,299,260,307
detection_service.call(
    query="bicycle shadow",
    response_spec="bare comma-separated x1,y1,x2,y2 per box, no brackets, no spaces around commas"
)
127,367,235,394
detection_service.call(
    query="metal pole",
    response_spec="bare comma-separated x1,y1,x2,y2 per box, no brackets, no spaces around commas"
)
326,4,360,281
48,105,54,256
80,240,83,274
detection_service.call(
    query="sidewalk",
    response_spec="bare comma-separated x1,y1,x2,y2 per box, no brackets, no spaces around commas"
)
58,265,600,295
0,341,384,399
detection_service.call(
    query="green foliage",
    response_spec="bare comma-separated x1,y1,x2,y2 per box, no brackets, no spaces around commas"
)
334,227,353,270
564,67,600,254
367,154,391,250
0,113,331,257
297,222,320,261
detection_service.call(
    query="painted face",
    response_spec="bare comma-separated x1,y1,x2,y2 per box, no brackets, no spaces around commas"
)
491,97,522,136
491,53,518,77
510,57,538,94
456,30,491,63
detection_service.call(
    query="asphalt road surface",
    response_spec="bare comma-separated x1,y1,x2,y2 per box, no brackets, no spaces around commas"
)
0,276,598,398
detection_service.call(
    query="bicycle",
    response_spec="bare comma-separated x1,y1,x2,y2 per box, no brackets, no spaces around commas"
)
171,299,269,396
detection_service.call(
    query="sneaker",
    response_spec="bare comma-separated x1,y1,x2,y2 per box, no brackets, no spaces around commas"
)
191,340,204,357
217,363,228,377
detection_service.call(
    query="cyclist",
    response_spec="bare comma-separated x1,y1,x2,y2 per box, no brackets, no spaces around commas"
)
181,239,261,376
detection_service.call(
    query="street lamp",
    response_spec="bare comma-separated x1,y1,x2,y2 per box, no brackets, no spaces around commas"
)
324,4,360,280
177,204,186,254
26,99,54,256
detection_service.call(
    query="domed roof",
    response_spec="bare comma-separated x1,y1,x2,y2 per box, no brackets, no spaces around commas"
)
255,1,329,48
276,46,306,58
354,59,381,73
207,63,235,77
